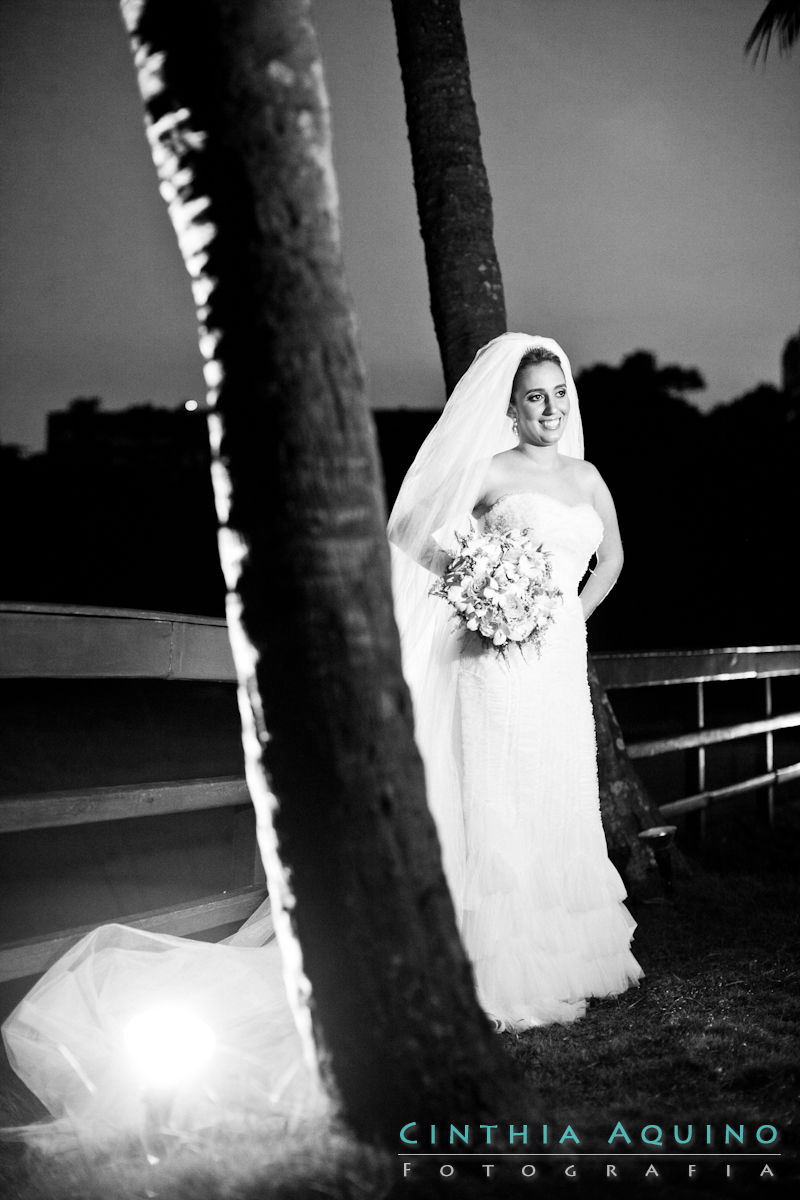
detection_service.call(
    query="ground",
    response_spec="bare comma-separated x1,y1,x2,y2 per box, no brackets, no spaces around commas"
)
1,798,798,1200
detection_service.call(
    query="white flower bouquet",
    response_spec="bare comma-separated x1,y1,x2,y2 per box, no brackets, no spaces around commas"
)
430,527,563,652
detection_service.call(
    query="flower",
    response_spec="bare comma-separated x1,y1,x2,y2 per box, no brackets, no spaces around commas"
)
429,527,563,657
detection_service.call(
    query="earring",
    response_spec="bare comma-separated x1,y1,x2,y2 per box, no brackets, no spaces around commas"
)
509,411,518,436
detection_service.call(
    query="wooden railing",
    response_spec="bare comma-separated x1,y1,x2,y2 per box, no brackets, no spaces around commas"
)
0,603,265,984
593,646,800,832
1,604,798,983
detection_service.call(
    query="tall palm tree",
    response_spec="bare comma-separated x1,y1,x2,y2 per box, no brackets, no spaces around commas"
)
746,0,800,62
390,0,506,392
391,0,667,895
119,0,517,1145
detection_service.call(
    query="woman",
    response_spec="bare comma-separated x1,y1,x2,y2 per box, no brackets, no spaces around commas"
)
2,334,640,1136
387,332,643,1029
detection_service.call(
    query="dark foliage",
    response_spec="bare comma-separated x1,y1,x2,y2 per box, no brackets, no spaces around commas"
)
2,338,797,651
577,350,797,651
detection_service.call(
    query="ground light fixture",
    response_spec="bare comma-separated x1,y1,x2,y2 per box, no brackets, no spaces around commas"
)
638,824,678,901
123,1003,217,1090
123,1003,218,1163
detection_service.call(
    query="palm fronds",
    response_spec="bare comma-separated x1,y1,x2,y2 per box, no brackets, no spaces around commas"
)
745,0,800,63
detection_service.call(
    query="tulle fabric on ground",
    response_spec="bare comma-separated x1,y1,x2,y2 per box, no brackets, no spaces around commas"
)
1,907,326,1139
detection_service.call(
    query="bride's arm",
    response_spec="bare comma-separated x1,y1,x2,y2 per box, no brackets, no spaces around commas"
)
387,495,455,578
389,460,494,578
579,465,624,620
389,516,451,576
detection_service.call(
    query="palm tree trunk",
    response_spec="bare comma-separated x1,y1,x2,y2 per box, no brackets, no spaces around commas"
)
588,660,689,895
119,0,516,1145
391,0,506,392
390,0,666,898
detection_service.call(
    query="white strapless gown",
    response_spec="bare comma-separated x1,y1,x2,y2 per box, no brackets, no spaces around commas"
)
1,493,642,1133
456,492,643,1029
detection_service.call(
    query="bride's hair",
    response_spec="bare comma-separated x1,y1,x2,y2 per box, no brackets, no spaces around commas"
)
512,345,562,393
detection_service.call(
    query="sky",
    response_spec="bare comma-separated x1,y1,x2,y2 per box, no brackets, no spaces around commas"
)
0,0,797,452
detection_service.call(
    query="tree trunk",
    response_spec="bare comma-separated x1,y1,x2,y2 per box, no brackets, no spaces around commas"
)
119,0,516,1146
390,0,668,899
391,0,506,392
588,659,690,897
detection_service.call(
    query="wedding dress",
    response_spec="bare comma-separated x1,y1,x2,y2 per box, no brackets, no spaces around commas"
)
456,491,643,1029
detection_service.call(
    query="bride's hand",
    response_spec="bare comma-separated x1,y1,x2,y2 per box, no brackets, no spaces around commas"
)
427,546,452,578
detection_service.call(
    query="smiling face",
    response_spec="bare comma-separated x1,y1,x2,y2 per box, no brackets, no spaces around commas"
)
509,361,569,447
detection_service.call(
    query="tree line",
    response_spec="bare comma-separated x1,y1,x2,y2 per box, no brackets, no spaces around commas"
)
2,336,796,652
578,340,798,650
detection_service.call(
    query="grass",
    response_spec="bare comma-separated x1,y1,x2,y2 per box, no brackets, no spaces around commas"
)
0,1114,396,1199
505,874,799,1127
1,801,799,1199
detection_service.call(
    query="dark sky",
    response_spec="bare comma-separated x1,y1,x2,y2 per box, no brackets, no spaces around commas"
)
1,0,797,452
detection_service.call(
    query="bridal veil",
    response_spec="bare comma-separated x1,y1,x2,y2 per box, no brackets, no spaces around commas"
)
386,332,584,920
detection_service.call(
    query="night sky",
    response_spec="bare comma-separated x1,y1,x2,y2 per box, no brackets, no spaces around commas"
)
0,0,797,453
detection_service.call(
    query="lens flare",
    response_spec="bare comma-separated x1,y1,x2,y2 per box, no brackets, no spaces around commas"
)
123,1004,216,1090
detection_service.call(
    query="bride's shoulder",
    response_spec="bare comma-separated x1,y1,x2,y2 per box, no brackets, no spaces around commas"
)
481,449,515,485
472,452,513,513
563,456,602,484
561,456,610,504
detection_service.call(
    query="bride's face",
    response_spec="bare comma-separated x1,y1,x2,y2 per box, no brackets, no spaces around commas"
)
509,362,569,447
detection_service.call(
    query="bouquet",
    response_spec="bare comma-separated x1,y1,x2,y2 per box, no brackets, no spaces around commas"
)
429,526,563,652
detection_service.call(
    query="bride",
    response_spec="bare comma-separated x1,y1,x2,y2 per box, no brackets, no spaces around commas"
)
387,332,643,1030
2,333,642,1133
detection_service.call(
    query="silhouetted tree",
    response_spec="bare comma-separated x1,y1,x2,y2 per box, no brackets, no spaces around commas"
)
577,352,711,648
782,326,800,400
704,377,798,645
746,0,800,62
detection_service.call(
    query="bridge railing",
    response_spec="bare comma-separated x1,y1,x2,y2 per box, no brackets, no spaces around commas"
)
1,604,798,983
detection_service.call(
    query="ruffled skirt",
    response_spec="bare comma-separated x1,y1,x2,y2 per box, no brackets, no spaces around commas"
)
456,598,644,1030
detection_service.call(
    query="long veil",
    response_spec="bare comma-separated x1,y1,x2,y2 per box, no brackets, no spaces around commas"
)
2,333,584,1135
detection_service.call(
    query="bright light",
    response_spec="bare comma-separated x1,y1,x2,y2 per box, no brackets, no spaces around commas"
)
123,1004,216,1090
184,399,199,412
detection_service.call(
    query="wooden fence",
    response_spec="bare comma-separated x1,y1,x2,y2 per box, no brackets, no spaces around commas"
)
592,646,800,830
1,603,798,984
0,603,265,985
